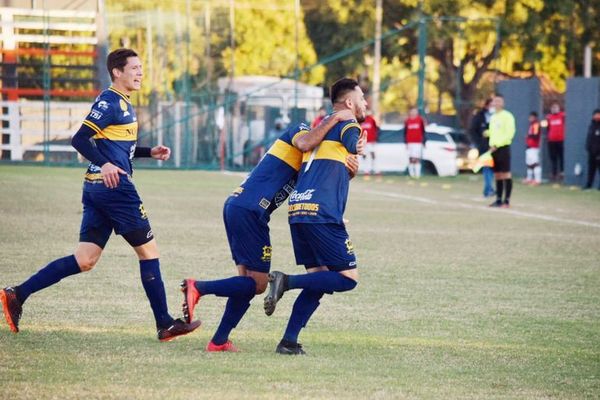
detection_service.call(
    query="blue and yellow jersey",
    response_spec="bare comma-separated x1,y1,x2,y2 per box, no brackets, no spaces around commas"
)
226,123,310,219
82,86,138,188
288,119,361,225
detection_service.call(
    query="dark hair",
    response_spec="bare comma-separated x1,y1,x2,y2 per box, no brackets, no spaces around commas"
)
107,48,138,81
493,93,504,99
330,78,359,104
530,111,538,117
593,109,600,115
483,98,492,107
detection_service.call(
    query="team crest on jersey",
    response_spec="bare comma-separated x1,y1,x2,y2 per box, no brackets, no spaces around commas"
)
261,245,272,262
119,99,130,117
345,238,354,255
97,100,109,110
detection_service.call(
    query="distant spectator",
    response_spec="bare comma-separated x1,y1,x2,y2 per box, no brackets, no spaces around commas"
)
524,111,542,185
404,107,426,179
583,109,600,190
311,106,327,128
545,102,566,182
469,98,494,197
488,94,516,208
360,110,379,178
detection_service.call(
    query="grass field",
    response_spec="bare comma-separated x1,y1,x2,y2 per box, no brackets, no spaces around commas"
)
0,165,599,399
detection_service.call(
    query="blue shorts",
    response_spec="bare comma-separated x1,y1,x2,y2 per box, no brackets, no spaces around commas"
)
79,187,152,249
223,203,271,273
290,223,357,271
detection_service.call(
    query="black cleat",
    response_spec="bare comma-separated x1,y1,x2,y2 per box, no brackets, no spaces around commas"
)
157,318,201,342
264,271,289,316
276,339,306,355
489,200,502,208
0,287,22,333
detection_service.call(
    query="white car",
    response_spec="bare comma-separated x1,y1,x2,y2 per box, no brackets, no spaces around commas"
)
359,123,458,177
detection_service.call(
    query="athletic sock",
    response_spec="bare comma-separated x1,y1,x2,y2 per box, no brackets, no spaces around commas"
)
504,178,513,202
527,168,533,181
533,166,542,183
282,289,323,343
288,271,357,294
194,276,256,298
211,295,253,345
495,179,504,202
139,259,173,329
16,255,81,304
415,163,422,178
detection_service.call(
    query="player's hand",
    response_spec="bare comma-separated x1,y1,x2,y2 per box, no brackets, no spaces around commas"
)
333,109,355,122
151,145,171,161
346,154,359,179
356,129,367,155
101,162,127,189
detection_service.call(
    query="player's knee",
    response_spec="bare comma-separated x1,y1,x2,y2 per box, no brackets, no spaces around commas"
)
75,254,98,272
247,273,268,294
254,279,268,294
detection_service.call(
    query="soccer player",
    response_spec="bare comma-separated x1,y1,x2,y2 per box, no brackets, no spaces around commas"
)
405,107,427,179
360,108,379,179
263,78,366,355
524,111,542,185
0,48,200,341
545,102,566,182
488,94,516,208
180,109,358,352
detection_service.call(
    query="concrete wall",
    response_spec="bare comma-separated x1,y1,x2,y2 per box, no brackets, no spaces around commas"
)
564,77,600,186
497,78,542,178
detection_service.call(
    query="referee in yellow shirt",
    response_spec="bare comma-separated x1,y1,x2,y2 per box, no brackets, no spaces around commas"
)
488,94,516,207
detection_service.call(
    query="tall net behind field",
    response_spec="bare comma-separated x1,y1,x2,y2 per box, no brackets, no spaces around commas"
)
1,4,498,169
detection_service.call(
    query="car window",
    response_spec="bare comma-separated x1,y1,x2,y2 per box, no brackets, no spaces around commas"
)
378,128,404,143
425,132,449,142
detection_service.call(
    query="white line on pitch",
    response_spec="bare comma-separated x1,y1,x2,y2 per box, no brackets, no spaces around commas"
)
362,189,600,229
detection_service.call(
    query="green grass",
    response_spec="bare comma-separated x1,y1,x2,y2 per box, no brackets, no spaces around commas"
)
0,165,599,399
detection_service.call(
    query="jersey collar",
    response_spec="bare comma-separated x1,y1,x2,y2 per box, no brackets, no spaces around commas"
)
108,86,131,104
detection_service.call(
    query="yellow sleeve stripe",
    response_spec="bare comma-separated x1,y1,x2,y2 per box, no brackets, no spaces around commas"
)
291,130,310,148
267,139,303,171
340,122,361,141
82,120,103,136
301,140,348,164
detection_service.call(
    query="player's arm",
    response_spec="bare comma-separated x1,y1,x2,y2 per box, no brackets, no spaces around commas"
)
293,109,355,152
340,122,362,154
134,145,171,161
72,100,127,188
71,125,109,167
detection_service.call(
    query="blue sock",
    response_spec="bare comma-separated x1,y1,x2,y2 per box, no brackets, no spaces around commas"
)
194,276,256,298
16,255,81,304
211,295,253,345
283,289,323,343
139,259,173,329
288,271,357,294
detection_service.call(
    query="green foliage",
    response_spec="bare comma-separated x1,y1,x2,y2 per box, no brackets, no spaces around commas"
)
219,4,324,84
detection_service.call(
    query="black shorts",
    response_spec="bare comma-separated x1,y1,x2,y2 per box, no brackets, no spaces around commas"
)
492,145,511,173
